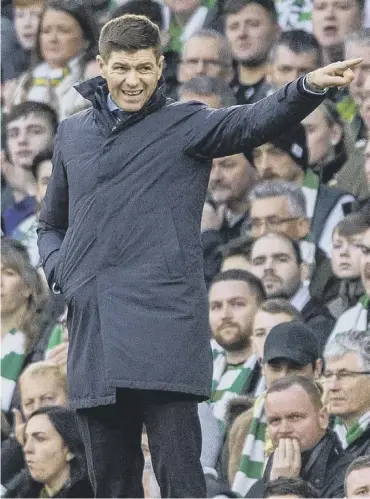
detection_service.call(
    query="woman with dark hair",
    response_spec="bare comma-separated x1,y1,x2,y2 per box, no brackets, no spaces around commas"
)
1,238,48,419
3,406,93,498
11,0,98,120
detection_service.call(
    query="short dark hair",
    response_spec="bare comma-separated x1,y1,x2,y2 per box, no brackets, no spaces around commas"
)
258,298,303,321
109,0,164,30
264,477,319,498
5,101,58,134
345,456,370,496
31,149,53,181
267,374,323,410
210,269,266,304
99,14,161,61
223,0,278,23
179,76,237,108
269,29,323,66
334,211,369,238
250,232,303,266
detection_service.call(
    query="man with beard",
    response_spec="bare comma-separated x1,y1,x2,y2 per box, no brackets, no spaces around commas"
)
224,0,280,104
249,123,355,258
208,269,266,431
249,233,334,351
331,215,370,332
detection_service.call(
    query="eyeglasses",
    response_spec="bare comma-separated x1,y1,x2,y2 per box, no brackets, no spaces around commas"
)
323,370,370,382
250,216,299,230
182,58,223,69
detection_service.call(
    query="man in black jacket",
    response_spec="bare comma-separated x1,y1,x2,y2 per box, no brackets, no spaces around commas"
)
247,375,346,498
37,11,362,498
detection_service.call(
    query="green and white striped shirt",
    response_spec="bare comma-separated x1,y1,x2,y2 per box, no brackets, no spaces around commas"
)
1,329,26,412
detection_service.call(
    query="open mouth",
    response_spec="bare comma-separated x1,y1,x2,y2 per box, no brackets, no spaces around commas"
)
122,90,143,97
322,26,338,36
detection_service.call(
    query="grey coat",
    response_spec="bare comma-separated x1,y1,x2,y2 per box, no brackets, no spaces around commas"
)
38,76,325,409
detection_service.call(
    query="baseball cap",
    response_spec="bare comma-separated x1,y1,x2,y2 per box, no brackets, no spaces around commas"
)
263,321,320,365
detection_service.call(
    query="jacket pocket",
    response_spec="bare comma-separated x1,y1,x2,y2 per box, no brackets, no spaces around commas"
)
157,208,187,279
54,227,73,289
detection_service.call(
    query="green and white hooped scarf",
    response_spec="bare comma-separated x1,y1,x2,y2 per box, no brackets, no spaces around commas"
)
211,340,258,432
334,411,370,449
231,393,267,497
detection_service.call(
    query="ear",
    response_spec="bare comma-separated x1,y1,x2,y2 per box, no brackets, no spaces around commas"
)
300,262,311,283
318,406,329,431
157,55,165,80
96,55,107,80
297,217,310,239
329,122,342,147
314,358,323,377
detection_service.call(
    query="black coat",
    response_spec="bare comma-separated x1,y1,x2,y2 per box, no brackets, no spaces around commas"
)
3,468,93,498
38,75,325,409
247,431,346,498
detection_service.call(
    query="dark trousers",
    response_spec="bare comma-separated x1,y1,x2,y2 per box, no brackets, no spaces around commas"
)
76,389,206,498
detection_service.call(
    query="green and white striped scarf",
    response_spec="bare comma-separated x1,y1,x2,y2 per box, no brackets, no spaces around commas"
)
1,329,26,412
334,411,370,450
232,393,267,497
211,340,258,432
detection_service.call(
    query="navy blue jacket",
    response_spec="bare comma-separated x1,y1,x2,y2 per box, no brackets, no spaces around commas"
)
38,76,325,409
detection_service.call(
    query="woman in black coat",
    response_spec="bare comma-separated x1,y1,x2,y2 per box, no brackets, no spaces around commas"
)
3,406,92,498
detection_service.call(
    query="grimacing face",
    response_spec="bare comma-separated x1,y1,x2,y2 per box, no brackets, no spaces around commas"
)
270,46,318,89
250,235,302,299
21,374,68,420
225,3,278,65
24,414,71,485
97,49,164,113
265,385,328,451
209,279,259,351
252,310,294,359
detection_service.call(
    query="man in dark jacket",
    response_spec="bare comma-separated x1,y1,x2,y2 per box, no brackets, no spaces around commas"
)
247,375,346,498
37,12,362,499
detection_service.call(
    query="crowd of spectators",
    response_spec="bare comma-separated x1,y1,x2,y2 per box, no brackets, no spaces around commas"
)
1,0,370,497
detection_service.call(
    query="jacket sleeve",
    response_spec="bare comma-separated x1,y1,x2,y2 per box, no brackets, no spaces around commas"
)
37,123,69,288
183,77,326,160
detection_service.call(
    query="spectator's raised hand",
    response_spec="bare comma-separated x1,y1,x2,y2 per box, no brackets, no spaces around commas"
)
46,341,69,366
306,58,363,91
270,438,301,480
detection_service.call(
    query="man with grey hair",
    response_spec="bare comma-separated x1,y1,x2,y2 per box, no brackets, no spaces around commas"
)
178,76,236,108
178,28,233,85
323,330,370,459
345,455,370,497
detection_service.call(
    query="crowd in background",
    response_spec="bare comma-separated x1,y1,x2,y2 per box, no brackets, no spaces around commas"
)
1,0,370,497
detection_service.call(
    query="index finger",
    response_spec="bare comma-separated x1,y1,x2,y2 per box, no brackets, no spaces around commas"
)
337,58,364,69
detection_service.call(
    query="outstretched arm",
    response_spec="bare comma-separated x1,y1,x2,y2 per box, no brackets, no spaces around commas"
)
184,58,363,160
